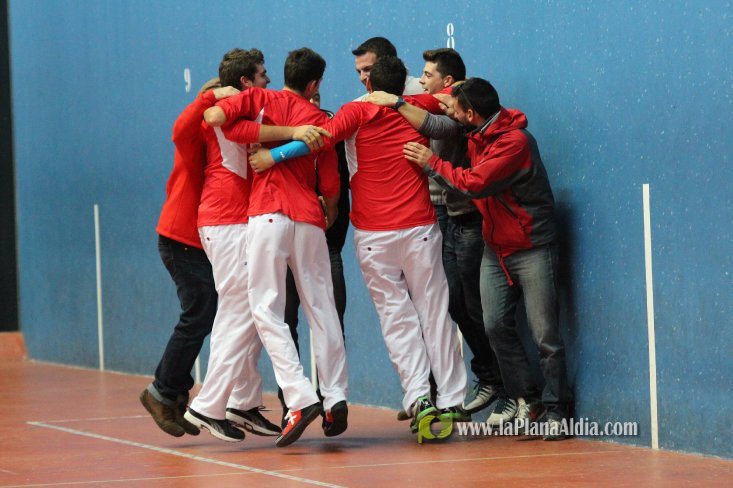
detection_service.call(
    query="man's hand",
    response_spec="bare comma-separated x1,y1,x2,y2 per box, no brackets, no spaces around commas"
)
249,147,276,173
292,125,332,151
403,141,433,168
363,91,399,107
212,86,240,100
433,93,455,118
321,195,338,229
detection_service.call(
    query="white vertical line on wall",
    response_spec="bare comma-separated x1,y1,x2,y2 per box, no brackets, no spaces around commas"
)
195,356,201,384
94,204,105,372
642,184,659,450
457,329,464,358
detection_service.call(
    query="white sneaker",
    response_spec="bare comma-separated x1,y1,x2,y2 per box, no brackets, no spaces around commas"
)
487,395,518,426
464,382,499,414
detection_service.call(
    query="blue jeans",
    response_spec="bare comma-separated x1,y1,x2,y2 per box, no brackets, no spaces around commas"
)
480,243,572,416
437,205,502,387
153,235,218,403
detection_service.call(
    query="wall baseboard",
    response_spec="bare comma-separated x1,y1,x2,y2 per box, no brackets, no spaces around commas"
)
0,332,26,361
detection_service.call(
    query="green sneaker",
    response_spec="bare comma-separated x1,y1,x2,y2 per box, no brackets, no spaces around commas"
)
409,395,438,433
439,406,471,423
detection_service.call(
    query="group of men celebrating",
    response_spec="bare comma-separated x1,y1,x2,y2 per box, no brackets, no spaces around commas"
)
140,36,573,448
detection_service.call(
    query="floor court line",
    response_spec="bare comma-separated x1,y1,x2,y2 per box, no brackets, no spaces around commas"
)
1,472,280,488
278,448,630,473
30,415,628,472
27,421,345,488
32,414,149,423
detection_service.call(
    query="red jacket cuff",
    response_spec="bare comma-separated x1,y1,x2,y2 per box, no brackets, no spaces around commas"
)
201,90,217,105
428,153,442,169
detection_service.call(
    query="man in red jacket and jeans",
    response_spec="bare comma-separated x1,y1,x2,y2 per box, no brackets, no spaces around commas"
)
403,77,573,440
140,48,272,438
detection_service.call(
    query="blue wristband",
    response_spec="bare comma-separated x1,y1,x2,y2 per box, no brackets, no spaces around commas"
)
269,140,310,163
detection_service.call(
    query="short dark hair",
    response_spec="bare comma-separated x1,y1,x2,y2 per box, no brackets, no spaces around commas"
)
351,36,397,58
369,56,407,96
284,47,326,92
452,78,500,119
422,48,466,82
218,48,265,88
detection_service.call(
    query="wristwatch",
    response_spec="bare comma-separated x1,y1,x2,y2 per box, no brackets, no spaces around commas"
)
393,96,406,110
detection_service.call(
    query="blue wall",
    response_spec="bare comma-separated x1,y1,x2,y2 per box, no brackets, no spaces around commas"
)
9,0,732,458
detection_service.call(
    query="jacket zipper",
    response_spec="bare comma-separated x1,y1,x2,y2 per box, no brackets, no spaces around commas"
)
496,194,528,234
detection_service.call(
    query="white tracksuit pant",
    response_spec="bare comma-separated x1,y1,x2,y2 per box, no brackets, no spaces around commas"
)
189,224,263,419
247,212,348,411
354,223,467,412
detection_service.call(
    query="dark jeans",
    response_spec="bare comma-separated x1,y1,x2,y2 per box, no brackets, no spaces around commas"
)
480,243,572,417
436,205,502,387
153,235,218,402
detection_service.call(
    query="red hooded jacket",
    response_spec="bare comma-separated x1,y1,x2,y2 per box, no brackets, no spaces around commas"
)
426,108,556,259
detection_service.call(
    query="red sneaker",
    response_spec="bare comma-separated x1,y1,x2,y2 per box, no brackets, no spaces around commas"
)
275,402,322,447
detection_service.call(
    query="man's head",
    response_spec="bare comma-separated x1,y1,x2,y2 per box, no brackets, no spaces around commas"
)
367,56,407,96
451,77,500,127
218,48,270,89
284,47,326,99
420,48,466,94
199,77,222,95
352,36,397,87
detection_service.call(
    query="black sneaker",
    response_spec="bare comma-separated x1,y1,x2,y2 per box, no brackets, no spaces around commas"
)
543,413,568,441
276,402,322,448
396,409,410,421
139,389,185,437
322,400,348,437
183,407,245,442
409,395,438,433
463,381,499,414
280,406,289,430
226,406,281,437
487,395,518,426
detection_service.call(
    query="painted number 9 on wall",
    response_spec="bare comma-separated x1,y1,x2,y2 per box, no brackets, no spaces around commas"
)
184,68,191,93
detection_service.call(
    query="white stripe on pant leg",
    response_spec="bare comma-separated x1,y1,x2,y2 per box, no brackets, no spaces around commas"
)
247,214,319,411
310,328,317,389
191,224,263,418
354,228,431,412
228,337,264,410
289,220,347,410
402,223,467,409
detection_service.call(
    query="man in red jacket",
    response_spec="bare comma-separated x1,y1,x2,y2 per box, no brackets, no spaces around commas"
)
140,48,271,438
403,77,573,440
203,48,348,448
249,56,468,437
